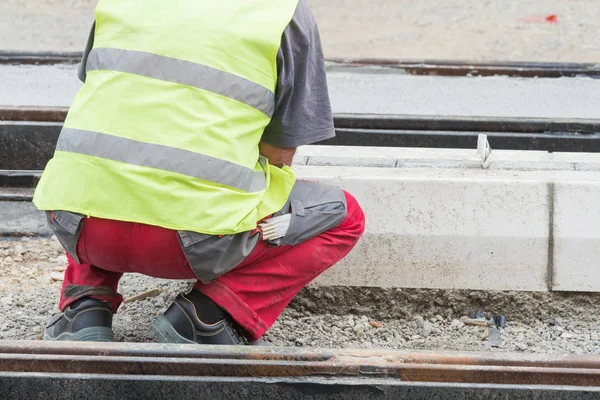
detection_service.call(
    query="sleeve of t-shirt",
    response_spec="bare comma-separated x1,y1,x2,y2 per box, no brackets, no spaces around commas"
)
78,22,95,83
261,0,335,148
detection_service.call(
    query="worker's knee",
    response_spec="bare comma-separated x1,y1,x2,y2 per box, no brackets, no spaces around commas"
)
340,191,366,239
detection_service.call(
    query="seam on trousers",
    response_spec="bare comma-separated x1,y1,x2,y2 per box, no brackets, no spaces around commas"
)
198,281,267,339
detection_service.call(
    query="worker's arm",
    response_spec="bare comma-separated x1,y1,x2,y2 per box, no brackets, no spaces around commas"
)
259,142,296,168
260,0,335,159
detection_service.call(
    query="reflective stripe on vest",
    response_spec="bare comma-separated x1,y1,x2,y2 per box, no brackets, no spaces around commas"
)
57,128,266,192
32,0,301,235
87,48,275,117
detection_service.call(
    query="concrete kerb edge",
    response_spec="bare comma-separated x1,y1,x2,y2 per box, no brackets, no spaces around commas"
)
547,182,556,292
4,155,600,292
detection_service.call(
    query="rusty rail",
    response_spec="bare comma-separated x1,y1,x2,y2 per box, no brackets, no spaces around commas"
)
2,340,600,387
327,57,600,78
2,107,600,180
0,106,67,122
3,106,600,134
0,51,82,65
3,51,600,78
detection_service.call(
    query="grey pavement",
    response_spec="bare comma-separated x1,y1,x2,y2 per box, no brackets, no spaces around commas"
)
328,70,600,118
1,63,600,119
0,64,80,108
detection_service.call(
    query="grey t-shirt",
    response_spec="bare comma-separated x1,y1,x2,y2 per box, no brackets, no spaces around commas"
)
78,0,334,148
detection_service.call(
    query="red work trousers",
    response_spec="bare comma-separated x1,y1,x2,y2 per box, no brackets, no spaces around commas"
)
59,192,365,340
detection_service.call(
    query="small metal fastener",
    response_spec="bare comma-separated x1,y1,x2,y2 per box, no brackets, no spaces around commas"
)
493,315,507,329
477,133,492,169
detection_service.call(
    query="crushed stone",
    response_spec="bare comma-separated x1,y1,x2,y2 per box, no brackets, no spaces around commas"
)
1,237,600,354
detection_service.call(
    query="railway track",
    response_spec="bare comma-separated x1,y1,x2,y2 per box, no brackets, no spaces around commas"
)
2,104,600,202
2,55,600,174
2,57,600,398
2,340,600,399
3,51,600,79
1,106,600,159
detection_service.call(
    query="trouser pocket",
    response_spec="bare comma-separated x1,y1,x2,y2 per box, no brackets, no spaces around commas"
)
269,181,347,247
177,230,260,283
45,210,85,263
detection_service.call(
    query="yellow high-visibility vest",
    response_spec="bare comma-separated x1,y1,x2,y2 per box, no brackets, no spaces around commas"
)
34,0,300,235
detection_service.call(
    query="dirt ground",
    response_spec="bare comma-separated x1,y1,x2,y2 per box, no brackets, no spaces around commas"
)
3,237,600,354
1,0,599,62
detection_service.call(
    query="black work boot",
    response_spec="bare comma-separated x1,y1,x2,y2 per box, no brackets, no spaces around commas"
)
44,297,115,342
151,291,247,345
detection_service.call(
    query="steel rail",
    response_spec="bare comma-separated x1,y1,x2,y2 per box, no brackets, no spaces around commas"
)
4,375,600,400
324,129,600,153
2,51,600,78
3,107,600,133
328,57,600,78
0,51,82,65
2,107,600,176
2,125,599,172
0,106,67,122
333,113,600,134
2,340,600,386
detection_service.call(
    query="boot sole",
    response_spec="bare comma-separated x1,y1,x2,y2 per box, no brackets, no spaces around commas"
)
150,315,197,345
43,326,115,342
151,315,269,346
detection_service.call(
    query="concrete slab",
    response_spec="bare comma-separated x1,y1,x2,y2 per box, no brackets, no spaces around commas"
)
297,145,590,171
7,146,600,292
296,166,551,291
307,156,397,168
552,182,600,291
318,233,548,290
575,163,600,171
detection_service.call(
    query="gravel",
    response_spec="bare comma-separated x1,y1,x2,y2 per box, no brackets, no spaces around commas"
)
1,0,600,62
2,237,600,354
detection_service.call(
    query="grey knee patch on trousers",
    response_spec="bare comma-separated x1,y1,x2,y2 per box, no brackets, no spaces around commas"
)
178,230,260,283
63,284,119,300
270,181,347,247
45,211,85,263
179,181,346,281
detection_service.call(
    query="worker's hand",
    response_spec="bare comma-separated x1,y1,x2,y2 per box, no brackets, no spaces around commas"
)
259,142,296,168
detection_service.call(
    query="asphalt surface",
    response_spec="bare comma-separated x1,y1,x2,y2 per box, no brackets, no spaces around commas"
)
328,70,600,118
0,64,79,108
2,64,600,119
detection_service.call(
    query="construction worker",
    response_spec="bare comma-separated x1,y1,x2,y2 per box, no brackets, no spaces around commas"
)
34,0,365,345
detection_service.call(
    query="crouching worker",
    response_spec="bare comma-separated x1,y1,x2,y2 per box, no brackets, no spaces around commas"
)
33,0,365,345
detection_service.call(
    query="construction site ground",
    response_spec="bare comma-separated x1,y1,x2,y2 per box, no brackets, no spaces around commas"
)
3,0,600,365
1,0,600,63
2,237,600,354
